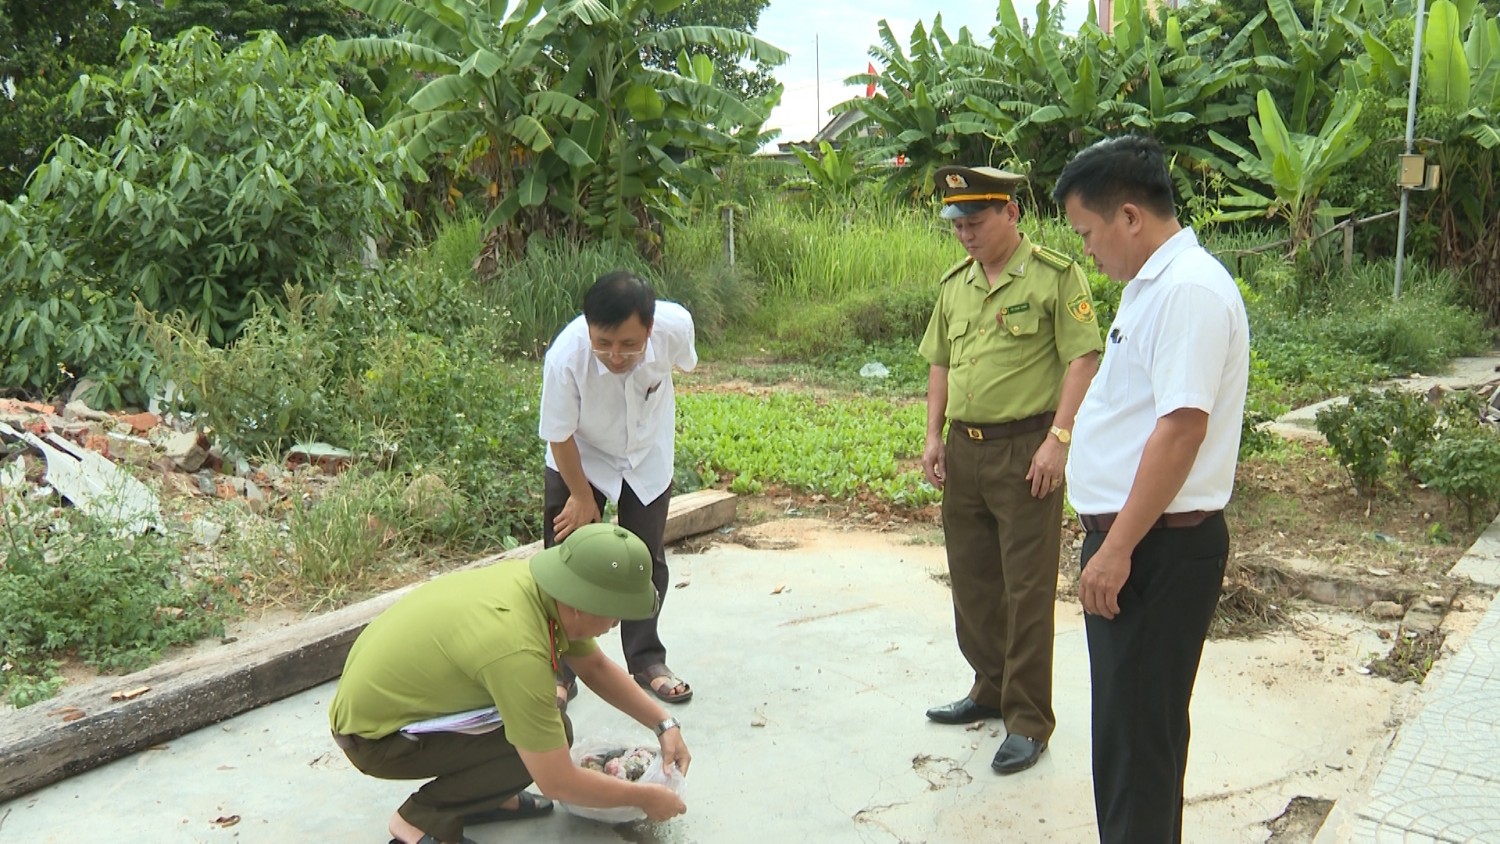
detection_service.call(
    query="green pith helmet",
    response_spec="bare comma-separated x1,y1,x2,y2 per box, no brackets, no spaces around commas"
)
530,524,658,620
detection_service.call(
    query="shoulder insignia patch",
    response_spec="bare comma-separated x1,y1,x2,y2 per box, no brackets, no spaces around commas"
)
1067,293,1097,324
1032,245,1075,272
940,258,974,285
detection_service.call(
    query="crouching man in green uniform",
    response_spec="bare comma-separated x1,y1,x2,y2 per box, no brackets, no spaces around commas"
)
920,165,1102,775
329,524,691,844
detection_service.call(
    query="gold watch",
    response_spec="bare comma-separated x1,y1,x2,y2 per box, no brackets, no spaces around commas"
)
1049,425,1072,445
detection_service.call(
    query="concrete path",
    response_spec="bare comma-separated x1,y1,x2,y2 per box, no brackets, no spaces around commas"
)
1317,514,1500,843
1267,355,1500,443
1,521,1418,843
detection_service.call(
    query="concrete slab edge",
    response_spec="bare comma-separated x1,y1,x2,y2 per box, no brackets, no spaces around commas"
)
0,490,736,803
1316,505,1500,842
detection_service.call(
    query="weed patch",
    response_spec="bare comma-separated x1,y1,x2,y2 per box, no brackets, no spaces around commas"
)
1368,626,1446,683
0,487,236,707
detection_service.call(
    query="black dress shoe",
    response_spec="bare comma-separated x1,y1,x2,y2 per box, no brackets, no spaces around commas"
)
991,734,1047,774
925,697,1003,724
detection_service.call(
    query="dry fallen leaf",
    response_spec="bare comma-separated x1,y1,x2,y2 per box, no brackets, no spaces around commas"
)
771,583,786,594
59,707,86,722
212,815,241,828
111,686,151,702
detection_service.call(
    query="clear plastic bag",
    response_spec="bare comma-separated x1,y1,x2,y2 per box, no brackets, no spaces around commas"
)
558,732,687,824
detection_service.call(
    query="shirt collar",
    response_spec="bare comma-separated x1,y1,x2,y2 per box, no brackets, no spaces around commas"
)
1134,226,1199,283
965,232,1034,289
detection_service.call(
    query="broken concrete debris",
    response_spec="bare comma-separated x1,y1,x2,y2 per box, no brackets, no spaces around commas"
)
0,421,162,536
0,396,350,525
164,431,210,473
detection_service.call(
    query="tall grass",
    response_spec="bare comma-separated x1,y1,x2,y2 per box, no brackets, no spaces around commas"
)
736,202,962,300
490,237,654,357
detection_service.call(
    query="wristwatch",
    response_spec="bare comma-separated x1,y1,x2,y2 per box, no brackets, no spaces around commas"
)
1049,425,1072,445
654,717,681,737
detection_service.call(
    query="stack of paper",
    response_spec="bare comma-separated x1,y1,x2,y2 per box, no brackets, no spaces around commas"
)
401,707,503,736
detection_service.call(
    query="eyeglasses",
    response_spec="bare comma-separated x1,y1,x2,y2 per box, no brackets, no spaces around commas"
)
592,345,647,360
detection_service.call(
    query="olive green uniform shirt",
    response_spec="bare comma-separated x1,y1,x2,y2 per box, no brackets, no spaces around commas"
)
919,233,1103,423
328,560,598,753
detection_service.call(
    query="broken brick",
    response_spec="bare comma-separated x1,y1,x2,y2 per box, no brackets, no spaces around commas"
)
116,411,161,435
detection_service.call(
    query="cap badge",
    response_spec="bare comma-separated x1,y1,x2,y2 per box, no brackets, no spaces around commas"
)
945,173,967,189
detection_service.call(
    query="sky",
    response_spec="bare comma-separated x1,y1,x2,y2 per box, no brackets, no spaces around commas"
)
754,0,1094,145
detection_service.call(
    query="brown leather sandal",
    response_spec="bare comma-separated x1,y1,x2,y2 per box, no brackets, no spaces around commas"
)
634,664,693,704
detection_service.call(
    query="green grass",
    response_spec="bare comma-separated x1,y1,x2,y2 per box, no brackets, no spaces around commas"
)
676,391,937,506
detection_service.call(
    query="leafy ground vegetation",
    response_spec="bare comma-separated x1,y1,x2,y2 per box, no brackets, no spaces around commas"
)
3,1,1500,708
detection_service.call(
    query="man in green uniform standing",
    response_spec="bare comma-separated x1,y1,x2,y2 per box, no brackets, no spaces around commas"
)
330,524,691,844
919,165,1103,775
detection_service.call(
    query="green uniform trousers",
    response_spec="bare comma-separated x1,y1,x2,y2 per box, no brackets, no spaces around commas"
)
942,424,1062,742
334,715,572,842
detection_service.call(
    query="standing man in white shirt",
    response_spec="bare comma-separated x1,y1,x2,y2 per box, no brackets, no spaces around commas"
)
539,270,698,707
1053,135,1250,844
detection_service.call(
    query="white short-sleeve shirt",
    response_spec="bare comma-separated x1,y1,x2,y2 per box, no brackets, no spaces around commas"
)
1066,228,1250,515
538,301,697,504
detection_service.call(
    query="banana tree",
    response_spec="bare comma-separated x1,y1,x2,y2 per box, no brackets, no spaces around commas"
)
335,0,785,265
1210,89,1371,255
953,0,1119,180
832,15,993,200
1247,0,1367,133
1411,0,1500,319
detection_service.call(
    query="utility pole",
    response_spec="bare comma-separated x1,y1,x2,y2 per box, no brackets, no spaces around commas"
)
815,34,821,135
1394,0,1427,300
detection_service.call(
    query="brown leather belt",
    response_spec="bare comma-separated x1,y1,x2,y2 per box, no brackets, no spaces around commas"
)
1077,510,1221,533
951,412,1053,442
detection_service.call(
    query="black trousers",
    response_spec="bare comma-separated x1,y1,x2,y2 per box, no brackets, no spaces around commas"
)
1081,513,1228,844
335,715,572,842
543,469,671,677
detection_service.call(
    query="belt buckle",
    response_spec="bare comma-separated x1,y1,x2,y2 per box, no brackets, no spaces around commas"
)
966,425,984,442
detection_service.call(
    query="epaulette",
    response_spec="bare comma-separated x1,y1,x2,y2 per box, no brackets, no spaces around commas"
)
1032,245,1075,271
940,257,974,284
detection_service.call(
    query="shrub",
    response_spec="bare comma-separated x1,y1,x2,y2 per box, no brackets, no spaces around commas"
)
1381,389,1439,476
1315,389,1393,497
770,282,936,359
347,331,543,546
1415,427,1500,528
144,286,341,459
0,27,414,404
1312,298,1490,373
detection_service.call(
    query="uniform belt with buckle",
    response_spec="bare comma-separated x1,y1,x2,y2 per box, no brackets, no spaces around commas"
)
951,413,1053,442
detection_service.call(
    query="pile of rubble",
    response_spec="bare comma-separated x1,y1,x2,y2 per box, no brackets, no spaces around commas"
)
0,397,352,536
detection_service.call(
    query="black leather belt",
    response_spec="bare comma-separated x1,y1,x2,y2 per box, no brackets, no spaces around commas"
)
951,412,1053,442
1077,510,1221,533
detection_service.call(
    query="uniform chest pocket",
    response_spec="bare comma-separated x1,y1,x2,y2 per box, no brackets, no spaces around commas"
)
991,305,1042,365
998,307,1040,339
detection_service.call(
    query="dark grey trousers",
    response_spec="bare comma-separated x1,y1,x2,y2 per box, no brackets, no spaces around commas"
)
543,468,671,676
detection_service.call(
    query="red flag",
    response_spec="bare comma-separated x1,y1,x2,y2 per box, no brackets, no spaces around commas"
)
866,62,877,97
